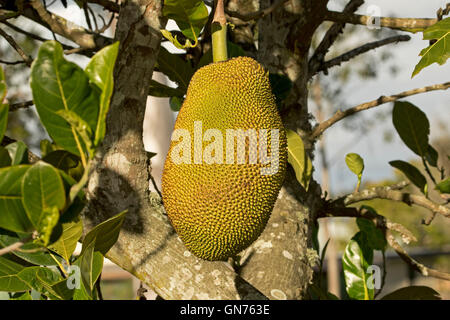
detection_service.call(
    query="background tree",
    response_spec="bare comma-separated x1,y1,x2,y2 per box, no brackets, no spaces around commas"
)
0,0,449,300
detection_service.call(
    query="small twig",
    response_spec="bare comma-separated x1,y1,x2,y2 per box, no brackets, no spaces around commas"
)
9,100,34,111
225,0,289,22
0,59,26,65
386,230,450,281
311,82,450,139
342,185,450,220
86,0,121,13
0,235,33,256
0,28,33,66
323,10,437,32
308,0,364,78
315,35,411,75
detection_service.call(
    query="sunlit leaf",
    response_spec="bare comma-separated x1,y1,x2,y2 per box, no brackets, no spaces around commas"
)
21,162,65,232
435,178,450,194
286,129,312,190
30,41,99,156
85,42,119,146
82,210,126,255
0,256,29,292
0,165,33,233
162,0,208,41
5,141,28,165
412,17,450,77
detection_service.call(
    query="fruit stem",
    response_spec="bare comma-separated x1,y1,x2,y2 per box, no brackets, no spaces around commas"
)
212,0,228,62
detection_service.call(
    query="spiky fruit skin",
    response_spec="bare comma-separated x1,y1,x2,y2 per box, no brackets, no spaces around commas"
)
161,56,287,261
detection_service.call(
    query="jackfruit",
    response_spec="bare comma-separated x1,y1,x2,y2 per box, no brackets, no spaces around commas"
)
161,56,287,261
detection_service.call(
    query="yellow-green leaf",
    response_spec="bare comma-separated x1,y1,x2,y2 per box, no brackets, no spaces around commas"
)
286,129,312,190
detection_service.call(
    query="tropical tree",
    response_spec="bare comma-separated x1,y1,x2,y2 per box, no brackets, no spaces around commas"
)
0,0,449,300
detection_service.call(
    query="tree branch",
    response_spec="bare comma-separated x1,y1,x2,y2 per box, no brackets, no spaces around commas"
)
9,100,34,112
225,0,289,22
20,0,112,49
0,235,33,256
324,10,437,32
87,0,121,13
342,184,450,220
0,27,33,66
308,0,365,78
311,82,450,139
386,230,450,281
314,34,411,75
319,202,450,281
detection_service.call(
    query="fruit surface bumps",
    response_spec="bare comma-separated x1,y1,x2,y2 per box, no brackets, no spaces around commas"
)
161,56,287,261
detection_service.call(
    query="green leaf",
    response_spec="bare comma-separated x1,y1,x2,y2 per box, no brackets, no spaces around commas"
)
162,0,208,41
49,278,75,300
57,109,94,157
156,46,194,91
425,144,439,168
30,41,99,156
381,286,441,300
389,160,427,194
5,141,29,165
342,232,374,300
345,153,364,176
0,256,29,292
48,215,83,263
356,212,387,251
0,104,7,143
79,239,103,292
412,17,450,77
35,206,60,246
169,96,184,112
286,129,312,190
0,230,57,266
435,178,450,194
0,66,6,103
161,30,198,49
392,101,429,157
0,146,11,168
0,165,33,233
17,266,63,299
42,150,80,172
21,161,66,232
40,139,59,158
85,42,119,146
148,80,185,98
82,210,127,255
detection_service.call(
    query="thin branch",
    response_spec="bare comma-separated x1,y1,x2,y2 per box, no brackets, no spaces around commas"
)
225,0,289,22
324,10,437,32
386,230,450,281
342,185,450,220
0,27,33,66
311,82,450,139
0,59,26,65
0,235,33,256
25,0,112,49
87,0,120,13
319,204,450,281
308,0,365,78
315,34,411,75
9,100,34,111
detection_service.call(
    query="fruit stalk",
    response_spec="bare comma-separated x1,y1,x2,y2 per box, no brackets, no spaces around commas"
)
212,0,228,62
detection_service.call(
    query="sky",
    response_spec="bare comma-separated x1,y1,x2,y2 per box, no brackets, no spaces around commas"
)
3,0,449,194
